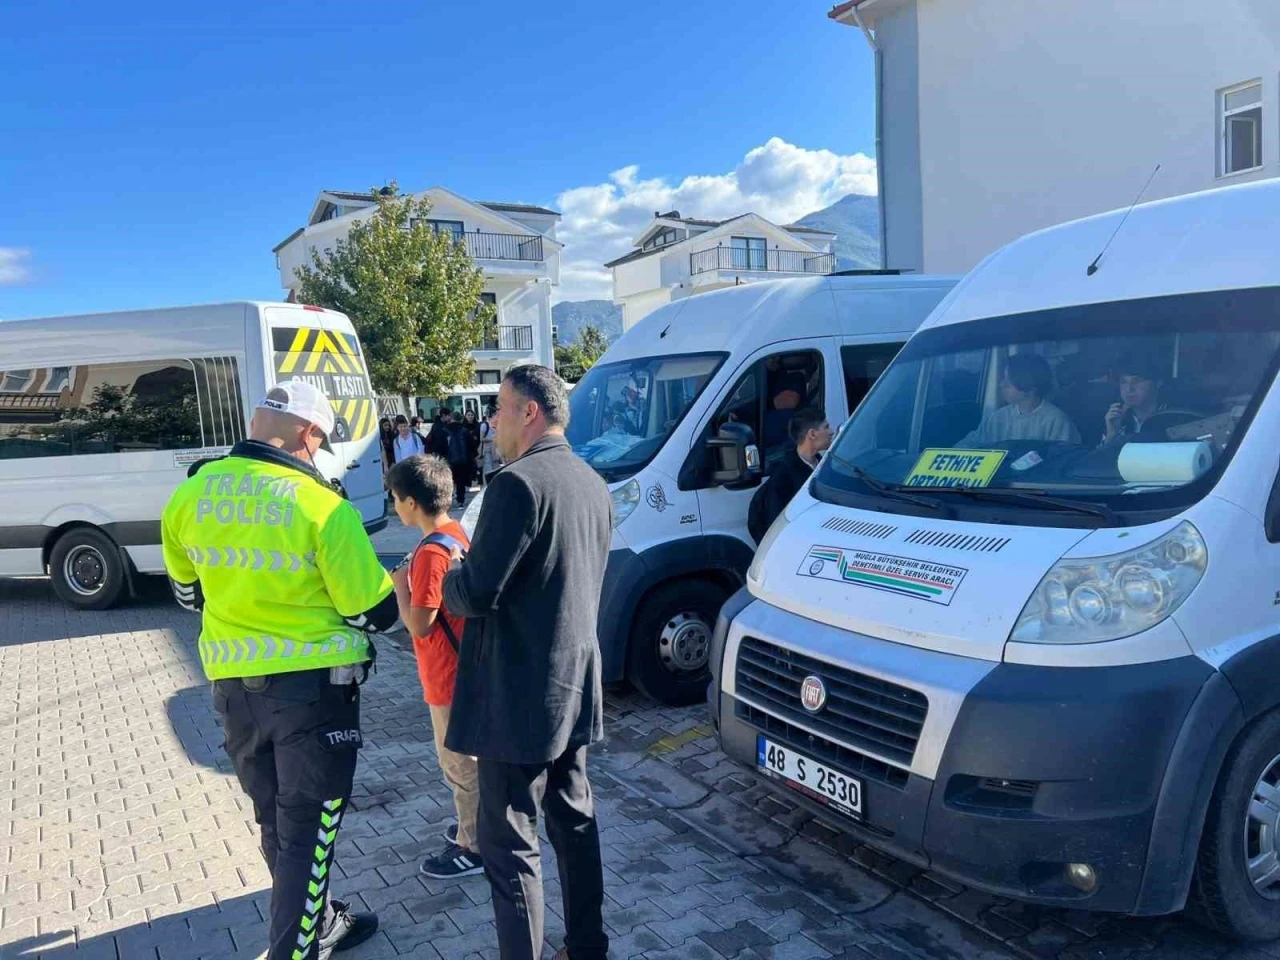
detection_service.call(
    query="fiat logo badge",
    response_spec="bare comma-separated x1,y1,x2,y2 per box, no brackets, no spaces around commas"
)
800,675,827,713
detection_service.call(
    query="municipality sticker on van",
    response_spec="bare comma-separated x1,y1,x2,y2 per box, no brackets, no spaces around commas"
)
799,545,968,605
174,446,232,469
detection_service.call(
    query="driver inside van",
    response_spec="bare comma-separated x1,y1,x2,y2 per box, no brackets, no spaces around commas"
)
1101,356,1168,445
958,353,1080,446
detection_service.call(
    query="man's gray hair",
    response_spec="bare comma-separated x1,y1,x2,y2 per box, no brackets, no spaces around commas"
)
505,364,569,428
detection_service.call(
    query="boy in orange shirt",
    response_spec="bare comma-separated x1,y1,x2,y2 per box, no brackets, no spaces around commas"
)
387,454,482,878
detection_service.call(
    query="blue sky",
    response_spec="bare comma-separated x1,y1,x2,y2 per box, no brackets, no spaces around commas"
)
0,0,874,316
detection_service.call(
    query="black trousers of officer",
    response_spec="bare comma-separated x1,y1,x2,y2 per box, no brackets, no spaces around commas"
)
477,744,609,960
214,669,361,960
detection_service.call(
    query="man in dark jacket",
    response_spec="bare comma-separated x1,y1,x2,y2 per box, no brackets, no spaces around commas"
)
426,408,453,459
748,407,832,544
442,364,612,960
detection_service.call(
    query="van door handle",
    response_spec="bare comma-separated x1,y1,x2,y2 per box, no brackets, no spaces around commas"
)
347,460,361,469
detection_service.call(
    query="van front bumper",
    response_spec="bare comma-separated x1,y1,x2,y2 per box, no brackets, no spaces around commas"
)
716,600,1226,914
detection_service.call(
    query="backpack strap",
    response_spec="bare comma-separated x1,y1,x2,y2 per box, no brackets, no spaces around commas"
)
414,532,468,653
422,531,467,556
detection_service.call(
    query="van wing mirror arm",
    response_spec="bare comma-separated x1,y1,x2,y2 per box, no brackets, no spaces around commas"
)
1266,465,1280,543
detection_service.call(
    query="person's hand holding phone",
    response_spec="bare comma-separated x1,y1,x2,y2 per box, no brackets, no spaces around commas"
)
1103,402,1129,443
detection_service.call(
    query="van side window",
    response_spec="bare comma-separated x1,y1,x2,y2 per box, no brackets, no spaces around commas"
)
192,357,246,448
841,343,904,413
709,350,824,475
0,359,219,459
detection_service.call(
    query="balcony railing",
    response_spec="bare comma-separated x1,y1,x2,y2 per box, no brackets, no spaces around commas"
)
689,246,835,276
409,222,545,262
478,325,534,352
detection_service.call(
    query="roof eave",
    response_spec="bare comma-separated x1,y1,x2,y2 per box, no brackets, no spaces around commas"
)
829,0,885,25
272,227,305,254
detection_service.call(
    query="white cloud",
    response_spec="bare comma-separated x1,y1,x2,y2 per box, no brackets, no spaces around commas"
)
553,137,877,302
0,248,33,285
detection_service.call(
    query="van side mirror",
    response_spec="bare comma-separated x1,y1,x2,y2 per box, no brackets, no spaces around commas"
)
707,422,761,489
1266,468,1280,543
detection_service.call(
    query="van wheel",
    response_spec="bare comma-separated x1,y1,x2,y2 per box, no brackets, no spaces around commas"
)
1191,710,1280,941
49,528,126,611
627,580,728,707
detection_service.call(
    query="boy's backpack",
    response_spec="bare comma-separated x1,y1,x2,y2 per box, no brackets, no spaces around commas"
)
413,531,468,652
447,425,470,465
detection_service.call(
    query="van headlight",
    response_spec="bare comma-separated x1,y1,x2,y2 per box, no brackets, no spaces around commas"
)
1010,521,1207,644
747,508,791,586
611,479,640,528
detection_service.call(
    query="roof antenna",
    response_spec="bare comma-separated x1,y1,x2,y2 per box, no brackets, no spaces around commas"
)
1087,163,1160,276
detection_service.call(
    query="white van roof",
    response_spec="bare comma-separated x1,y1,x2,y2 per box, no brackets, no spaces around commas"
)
927,177,1280,329
0,301,350,368
605,274,958,364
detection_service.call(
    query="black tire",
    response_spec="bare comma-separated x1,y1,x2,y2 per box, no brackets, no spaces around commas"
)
626,579,729,707
1191,709,1280,941
48,528,126,611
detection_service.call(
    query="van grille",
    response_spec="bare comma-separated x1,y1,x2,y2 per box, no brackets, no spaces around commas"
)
735,637,928,767
904,528,1011,553
820,517,897,540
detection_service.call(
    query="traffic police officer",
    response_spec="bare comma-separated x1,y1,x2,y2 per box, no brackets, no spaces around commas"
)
162,379,398,960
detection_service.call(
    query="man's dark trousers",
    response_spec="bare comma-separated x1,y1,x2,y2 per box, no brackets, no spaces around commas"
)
477,745,608,960
214,669,362,960
450,461,471,505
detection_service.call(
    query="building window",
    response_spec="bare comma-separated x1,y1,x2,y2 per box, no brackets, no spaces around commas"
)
642,228,678,251
429,219,465,242
475,370,502,385
1221,81,1263,176
0,369,34,393
41,367,73,394
730,236,767,271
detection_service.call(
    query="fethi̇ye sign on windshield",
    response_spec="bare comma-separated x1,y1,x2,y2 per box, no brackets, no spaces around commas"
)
904,448,1007,488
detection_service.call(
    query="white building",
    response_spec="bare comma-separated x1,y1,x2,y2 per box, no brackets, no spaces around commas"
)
274,187,561,413
606,210,836,331
830,0,1280,275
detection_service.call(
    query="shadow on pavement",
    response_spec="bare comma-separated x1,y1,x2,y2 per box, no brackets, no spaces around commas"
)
0,572,185,648
165,682,231,772
3,890,272,960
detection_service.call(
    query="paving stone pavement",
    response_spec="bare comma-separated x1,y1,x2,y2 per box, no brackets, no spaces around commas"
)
3,515,1278,960
0,574,1009,960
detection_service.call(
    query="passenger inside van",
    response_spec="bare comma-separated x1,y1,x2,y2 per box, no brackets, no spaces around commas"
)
763,375,805,454
957,353,1080,446
1100,355,1174,445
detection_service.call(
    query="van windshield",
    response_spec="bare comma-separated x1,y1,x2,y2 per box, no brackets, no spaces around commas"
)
816,288,1280,525
566,352,726,482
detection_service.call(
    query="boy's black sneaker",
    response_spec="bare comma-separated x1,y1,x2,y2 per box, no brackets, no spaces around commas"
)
420,843,483,879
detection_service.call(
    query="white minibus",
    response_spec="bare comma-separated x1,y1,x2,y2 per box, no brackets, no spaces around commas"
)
464,273,956,705
713,179,1280,939
0,301,386,609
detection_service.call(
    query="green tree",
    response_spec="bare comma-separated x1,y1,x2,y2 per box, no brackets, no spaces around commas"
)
554,323,610,382
294,184,494,398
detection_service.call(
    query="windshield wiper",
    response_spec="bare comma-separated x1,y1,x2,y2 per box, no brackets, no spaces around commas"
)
923,486,1116,522
849,466,947,513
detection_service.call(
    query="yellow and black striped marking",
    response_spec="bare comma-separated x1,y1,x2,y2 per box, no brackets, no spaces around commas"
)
271,327,378,441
